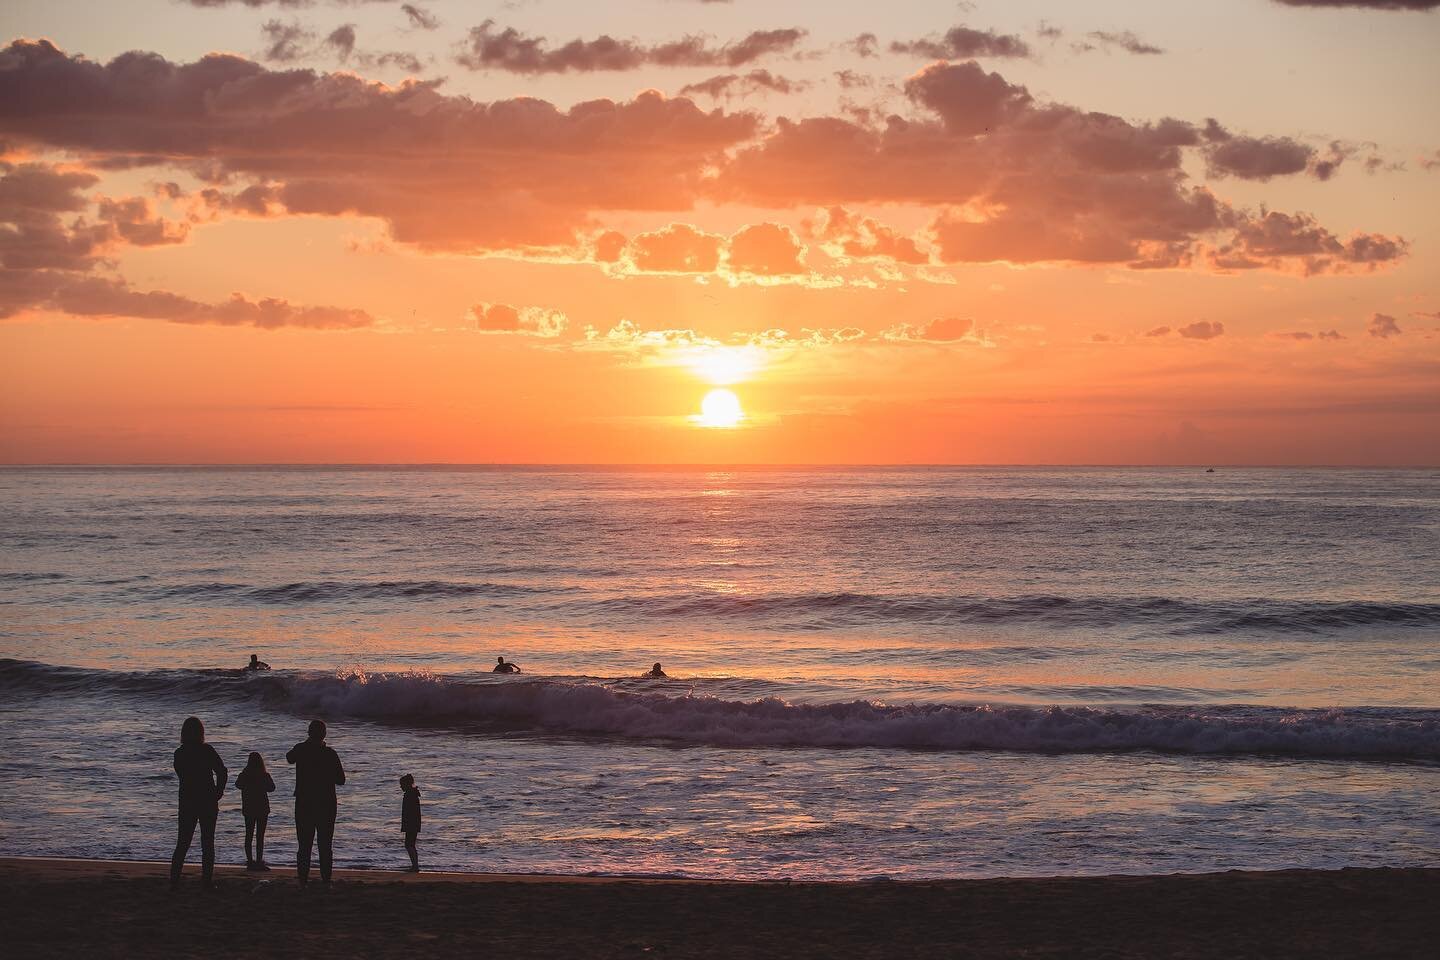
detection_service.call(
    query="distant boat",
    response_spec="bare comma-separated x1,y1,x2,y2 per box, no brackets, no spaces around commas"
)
1206,468,1215,473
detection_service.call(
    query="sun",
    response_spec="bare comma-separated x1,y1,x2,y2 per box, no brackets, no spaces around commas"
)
696,388,744,428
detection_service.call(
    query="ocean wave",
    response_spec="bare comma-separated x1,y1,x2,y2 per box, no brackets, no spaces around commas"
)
139,580,566,603
4,660,1436,761
570,592,1440,633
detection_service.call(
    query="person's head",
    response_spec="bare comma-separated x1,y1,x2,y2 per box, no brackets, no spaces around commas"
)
497,656,505,665
307,719,327,741
180,716,204,746
247,751,265,770
250,654,259,665
399,773,414,791
652,663,662,672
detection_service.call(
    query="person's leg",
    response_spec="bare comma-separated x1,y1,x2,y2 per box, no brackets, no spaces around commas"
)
295,809,316,884
404,831,419,871
255,814,268,865
199,805,218,885
316,807,336,882
244,814,256,865
170,805,199,888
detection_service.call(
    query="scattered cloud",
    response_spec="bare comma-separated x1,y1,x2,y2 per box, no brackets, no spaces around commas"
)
1210,209,1407,275
880,316,993,345
400,4,438,30
1073,31,1165,55
1271,1,1439,11
680,70,803,99
456,21,806,73
471,302,567,337
1178,320,1225,339
807,207,929,265
890,26,1031,60
1272,329,1345,340
1367,313,1402,338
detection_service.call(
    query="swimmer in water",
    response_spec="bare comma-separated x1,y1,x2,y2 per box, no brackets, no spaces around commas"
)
493,656,522,674
643,662,667,679
245,654,271,671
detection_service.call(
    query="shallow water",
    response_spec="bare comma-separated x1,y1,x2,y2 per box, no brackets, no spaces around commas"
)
1,466,1437,878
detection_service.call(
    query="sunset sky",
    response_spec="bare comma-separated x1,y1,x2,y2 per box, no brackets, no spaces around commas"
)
1,0,1437,464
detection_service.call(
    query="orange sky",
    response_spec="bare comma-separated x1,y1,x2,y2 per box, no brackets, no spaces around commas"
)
1,0,1437,464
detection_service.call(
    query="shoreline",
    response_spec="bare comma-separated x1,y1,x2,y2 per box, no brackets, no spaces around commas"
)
5,858,1437,958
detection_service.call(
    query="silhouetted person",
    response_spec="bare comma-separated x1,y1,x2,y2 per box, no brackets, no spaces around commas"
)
169,716,227,890
245,654,270,671
399,774,421,873
235,751,275,870
493,656,521,674
286,719,345,885
643,662,667,678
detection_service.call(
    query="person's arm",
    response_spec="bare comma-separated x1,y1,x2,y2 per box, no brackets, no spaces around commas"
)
286,743,299,764
333,751,345,787
173,749,182,778
265,772,275,792
211,747,228,799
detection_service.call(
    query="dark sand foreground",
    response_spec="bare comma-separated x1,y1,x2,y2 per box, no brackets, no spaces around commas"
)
3,858,1436,959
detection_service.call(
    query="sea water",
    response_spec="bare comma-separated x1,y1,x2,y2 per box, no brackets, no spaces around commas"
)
1,466,1436,878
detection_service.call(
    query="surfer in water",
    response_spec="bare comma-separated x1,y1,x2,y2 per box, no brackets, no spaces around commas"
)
643,662,667,679
244,654,270,671
493,656,522,674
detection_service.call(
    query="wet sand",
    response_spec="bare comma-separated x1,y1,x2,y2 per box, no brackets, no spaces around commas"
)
2,857,1436,958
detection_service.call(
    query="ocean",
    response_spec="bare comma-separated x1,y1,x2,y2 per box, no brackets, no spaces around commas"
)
1,466,1437,879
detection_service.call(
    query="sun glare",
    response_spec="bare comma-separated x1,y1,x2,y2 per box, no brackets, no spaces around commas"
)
696,388,744,428
692,346,756,386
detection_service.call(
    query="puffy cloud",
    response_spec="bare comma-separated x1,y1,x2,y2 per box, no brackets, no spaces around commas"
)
807,207,929,265
628,223,725,273
470,302,567,337
1367,313,1402,338
891,26,1031,60
1177,320,1224,340
0,40,758,254
0,159,371,328
726,222,804,276
456,22,805,74
1210,209,1408,275
1073,31,1165,55
902,60,1034,136
881,316,992,345
1202,124,1314,181
679,70,803,99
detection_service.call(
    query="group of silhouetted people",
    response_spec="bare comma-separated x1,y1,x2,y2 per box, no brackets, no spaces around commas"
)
171,650,671,887
169,714,421,889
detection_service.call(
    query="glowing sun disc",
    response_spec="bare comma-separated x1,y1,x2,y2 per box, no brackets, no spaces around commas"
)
698,388,744,428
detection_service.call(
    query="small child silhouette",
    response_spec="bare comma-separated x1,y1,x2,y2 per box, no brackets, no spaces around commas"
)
234,751,276,870
400,774,422,873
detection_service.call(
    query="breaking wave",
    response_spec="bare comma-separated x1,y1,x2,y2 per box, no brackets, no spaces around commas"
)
4,660,1436,761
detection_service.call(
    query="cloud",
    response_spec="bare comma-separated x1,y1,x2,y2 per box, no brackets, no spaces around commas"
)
626,223,725,273
1074,31,1165,55
679,70,803,99
726,222,804,276
807,207,929,265
261,19,313,63
1273,329,1345,340
1178,320,1225,339
1271,1,1439,10
456,22,805,74
1201,123,1314,181
400,4,438,30
1145,326,1172,337
261,20,423,72
881,316,992,345
0,159,373,327
1420,149,1440,171
891,26,1031,60
470,302,567,337
0,40,758,254
1210,209,1407,275
1367,313,1402,338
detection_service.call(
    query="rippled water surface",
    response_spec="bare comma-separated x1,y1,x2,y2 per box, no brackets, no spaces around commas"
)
1,466,1437,877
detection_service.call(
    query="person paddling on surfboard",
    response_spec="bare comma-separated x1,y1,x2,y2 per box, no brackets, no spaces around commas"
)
643,662,667,679
493,656,522,674
244,654,270,671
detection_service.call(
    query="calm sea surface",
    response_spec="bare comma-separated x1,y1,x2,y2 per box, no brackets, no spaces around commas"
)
1,466,1437,878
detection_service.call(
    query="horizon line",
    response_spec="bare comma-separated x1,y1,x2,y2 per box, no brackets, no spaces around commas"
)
0,462,1435,471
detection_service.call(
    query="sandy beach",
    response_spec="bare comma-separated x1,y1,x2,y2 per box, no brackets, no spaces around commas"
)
3,858,1436,959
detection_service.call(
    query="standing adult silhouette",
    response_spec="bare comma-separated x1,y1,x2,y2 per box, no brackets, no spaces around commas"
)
169,716,227,890
286,719,345,885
